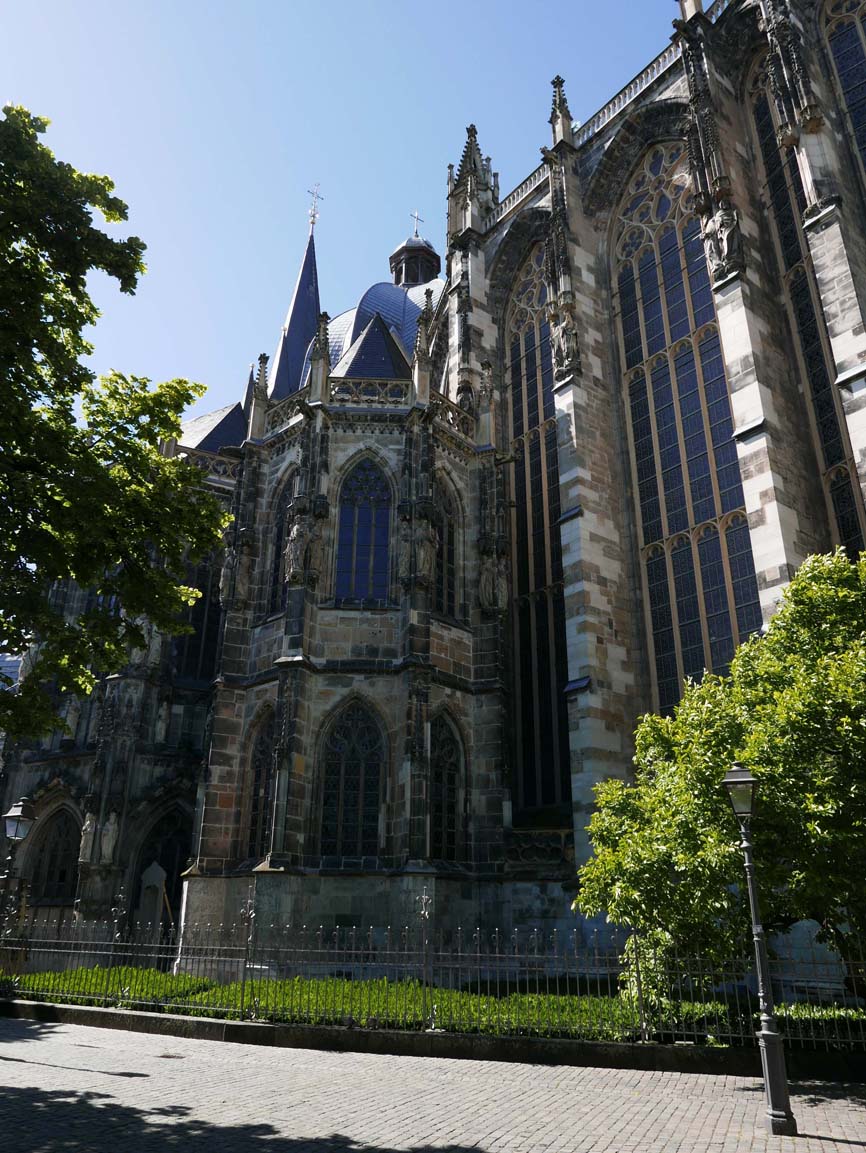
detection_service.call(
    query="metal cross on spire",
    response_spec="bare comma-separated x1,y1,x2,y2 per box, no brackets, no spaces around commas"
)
410,209,424,237
308,183,324,231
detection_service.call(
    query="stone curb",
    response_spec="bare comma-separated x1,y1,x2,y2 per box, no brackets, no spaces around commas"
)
2,999,863,1081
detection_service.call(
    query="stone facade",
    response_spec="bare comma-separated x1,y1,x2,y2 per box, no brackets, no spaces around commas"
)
5,0,866,938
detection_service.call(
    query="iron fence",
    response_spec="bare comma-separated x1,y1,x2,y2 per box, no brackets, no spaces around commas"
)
2,915,864,1051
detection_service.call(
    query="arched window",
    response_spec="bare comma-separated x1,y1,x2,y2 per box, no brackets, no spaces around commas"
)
433,481,458,618
31,810,79,903
173,556,221,683
751,66,866,556
247,713,276,859
320,702,384,858
430,713,463,860
613,144,763,712
824,0,866,178
335,459,392,604
506,243,570,815
270,471,299,614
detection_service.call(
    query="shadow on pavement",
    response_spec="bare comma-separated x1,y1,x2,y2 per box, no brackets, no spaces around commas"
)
0,1084,491,1153
0,1016,61,1045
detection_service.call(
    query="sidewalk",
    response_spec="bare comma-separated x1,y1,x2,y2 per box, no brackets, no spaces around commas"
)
0,1018,863,1152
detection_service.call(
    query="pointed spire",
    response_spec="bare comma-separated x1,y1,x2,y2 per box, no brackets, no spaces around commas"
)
450,124,498,234
242,362,256,418
269,229,321,399
247,353,269,440
456,124,485,184
549,76,574,147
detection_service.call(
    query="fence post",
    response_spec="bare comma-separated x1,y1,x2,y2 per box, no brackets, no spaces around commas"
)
632,933,650,1043
416,885,432,1029
239,886,255,1020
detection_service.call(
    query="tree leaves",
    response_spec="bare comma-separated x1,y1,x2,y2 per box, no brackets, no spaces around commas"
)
577,550,866,957
0,106,228,739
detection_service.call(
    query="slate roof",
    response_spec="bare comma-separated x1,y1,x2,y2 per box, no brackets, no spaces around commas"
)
269,230,321,399
331,313,412,380
180,402,246,452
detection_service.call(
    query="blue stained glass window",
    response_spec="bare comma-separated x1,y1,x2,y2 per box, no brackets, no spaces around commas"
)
639,250,666,357
247,713,276,859
510,339,524,438
830,469,865,556
828,16,866,172
755,94,804,271
651,359,688,534
335,459,391,603
647,549,679,712
698,528,734,673
525,327,539,429
673,345,715,523
619,264,643,369
671,537,704,680
540,321,555,420
629,373,663,544
320,703,383,858
270,473,298,613
660,227,690,343
684,219,714,328
725,515,763,638
788,271,844,468
434,483,458,618
699,333,744,513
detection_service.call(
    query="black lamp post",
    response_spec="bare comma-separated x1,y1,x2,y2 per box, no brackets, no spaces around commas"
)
2,798,36,928
723,763,797,1137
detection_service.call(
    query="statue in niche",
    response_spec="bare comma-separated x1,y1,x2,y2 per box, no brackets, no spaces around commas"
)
86,693,102,746
306,519,323,579
398,520,413,581
235,527,254,605
496,556,510,613
415,521,438,581
62,695,81,743
100,810,119,864
457,380,476,416
219,544,236,608
702,199,743,280
155,698,170,746
284,515,312,584
551,306,581,381
479,552,497,611
79,812,96,863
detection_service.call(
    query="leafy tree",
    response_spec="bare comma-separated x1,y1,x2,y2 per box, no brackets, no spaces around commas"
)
577,550,866,965
0,105,227,739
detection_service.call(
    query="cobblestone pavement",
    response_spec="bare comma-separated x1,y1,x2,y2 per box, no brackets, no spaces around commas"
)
0,1019,864,1153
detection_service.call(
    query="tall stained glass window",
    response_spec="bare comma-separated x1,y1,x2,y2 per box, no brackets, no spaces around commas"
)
335,459,392,603
31,810,80,903
320,702,383,858
751,67,865,556
613,144,763,713
247,713,276,859
430,713,462,860
433,481,458,618
825,0,866,176
507,243,570,816
174,557,221,683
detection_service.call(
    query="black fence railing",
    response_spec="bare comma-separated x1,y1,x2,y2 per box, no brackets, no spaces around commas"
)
2,918,864,1051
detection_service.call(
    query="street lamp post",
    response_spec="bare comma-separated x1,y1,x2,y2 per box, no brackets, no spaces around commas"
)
2,798,37,929
723,763,797,1138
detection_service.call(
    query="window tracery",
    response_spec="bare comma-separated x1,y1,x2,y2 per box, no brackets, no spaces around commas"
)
31,810,79,903
430,714,462,860
320,702,383,858
506,242,570,814
247,713,276,859
335,459,392,604
270,471,299,614
433,481,458,619
613,144,762,712
751,64,865,557
824,0,866,177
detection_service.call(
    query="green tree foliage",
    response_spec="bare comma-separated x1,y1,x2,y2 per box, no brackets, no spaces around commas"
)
0,106,227,738
577,550,866,960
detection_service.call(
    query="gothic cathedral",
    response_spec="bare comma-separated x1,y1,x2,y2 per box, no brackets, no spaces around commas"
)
6,0,866,937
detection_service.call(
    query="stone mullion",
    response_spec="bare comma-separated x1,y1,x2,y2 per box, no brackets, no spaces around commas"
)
631,257,673,546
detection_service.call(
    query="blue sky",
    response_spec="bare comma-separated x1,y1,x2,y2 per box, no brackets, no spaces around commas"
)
4,0,677,419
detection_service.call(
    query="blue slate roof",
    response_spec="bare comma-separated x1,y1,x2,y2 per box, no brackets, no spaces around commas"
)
269,230,321,399
180,402,246,451
331,313,411,380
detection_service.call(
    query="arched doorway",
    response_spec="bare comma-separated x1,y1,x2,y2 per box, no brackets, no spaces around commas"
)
131,808,192,932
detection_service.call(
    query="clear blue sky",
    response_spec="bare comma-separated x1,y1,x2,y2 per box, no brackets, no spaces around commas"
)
4,0,677,419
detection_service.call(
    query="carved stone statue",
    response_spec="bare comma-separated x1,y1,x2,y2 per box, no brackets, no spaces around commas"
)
702,211,724,277
79,812,96,863
551,306,580,381
702,199,743,281
415,522,438,581
235,528,254,605
456,380,476,415
496,556,510,613
219,545,237,608
284,515,312,584
100,810,119,864
479,552,497,611
62,695,81,743
398,520,413,581
155,698,170,746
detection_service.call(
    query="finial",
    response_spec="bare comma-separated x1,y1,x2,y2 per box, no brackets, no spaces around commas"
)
549,75,574,146
256,352,269,395
466,124,477,141
410,209,424,237
307,183,324,231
